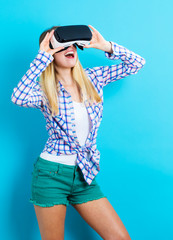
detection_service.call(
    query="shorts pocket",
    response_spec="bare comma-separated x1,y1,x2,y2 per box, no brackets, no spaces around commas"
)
35,166,59,178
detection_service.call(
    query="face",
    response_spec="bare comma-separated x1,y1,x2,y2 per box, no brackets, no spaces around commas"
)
53,44,78,69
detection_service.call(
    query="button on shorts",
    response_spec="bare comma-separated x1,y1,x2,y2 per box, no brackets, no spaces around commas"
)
29,156,106,207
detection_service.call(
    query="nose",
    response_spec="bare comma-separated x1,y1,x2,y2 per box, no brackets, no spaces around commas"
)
65,44,76,50
70,44,77,50
56,44,77,54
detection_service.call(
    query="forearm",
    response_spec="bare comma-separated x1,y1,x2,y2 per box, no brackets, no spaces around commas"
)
100,40,113,53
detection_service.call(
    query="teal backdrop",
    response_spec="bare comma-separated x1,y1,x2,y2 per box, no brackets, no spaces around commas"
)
1,0,172,239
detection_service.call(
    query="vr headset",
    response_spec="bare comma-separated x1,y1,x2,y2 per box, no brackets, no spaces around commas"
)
49,25,92,53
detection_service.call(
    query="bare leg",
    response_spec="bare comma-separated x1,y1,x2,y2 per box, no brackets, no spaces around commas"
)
34,204,67,240
72,197,131,240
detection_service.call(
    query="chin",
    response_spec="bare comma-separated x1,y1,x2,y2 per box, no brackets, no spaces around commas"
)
67,59,77,68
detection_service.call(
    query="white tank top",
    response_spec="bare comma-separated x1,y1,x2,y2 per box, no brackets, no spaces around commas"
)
40,101,92,165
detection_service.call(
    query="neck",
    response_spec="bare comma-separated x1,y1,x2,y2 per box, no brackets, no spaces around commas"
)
55,66,74,86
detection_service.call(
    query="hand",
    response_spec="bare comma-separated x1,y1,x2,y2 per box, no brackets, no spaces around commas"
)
83,25,110,52
39,29,65,56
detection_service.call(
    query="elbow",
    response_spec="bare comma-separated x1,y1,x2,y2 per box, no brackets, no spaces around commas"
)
135,57,146,72
141,57,146,67
11,87,18,104
11,92,17,105
11,91,24,106
127,57,146,76
135,57,146,69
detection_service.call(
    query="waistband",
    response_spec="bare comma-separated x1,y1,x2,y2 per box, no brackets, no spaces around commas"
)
40,152,77,166
34,156,79,173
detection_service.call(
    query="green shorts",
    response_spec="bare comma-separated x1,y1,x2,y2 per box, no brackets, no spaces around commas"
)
29,156,106,207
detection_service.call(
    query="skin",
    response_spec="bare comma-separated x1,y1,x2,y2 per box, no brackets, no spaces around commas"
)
35,25,131,240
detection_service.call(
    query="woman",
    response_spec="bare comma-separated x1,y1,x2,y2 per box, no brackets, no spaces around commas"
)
11,25,145,240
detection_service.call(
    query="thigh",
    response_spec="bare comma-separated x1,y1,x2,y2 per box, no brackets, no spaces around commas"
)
71,197,131,240
34,204,67,240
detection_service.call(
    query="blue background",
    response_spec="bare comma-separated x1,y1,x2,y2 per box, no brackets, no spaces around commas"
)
1,0,173,239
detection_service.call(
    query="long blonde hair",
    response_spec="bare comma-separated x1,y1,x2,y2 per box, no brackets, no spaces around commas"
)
39,25,102,117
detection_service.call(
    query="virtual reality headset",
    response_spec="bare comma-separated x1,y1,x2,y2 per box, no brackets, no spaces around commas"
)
49,25,92,53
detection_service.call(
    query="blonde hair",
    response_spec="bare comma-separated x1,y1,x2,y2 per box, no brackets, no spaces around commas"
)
39,25,102,117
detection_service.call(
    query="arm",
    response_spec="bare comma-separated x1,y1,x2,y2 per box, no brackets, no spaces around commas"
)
11,50,54,109
85,41,146,88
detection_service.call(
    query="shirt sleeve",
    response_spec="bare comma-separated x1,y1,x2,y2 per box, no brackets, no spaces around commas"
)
84,41,146,88
11,50,54,109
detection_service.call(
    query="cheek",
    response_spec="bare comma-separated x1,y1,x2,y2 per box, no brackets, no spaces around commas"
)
54,54,65,65
54,52,78,66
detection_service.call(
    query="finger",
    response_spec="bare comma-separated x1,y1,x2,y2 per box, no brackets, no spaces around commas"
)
44,32,50,41
88,25,98,33
45,30,54,46
47,30,54,41
91,31,97,39
55,46,65,50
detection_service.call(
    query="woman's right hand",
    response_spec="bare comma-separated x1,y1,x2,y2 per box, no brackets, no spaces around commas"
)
39,29,65,56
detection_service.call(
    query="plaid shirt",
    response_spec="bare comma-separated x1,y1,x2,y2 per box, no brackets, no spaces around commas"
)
11,41,146,185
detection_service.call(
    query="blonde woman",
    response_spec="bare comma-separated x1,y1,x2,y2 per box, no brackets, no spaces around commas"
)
11,24,145,240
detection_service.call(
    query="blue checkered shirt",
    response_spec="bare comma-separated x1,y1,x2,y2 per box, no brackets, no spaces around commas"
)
11,41,146,185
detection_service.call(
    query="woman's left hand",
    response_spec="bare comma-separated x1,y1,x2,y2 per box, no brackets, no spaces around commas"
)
83,25,112,53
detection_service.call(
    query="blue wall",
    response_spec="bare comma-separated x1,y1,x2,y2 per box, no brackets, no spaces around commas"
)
1,0,172,239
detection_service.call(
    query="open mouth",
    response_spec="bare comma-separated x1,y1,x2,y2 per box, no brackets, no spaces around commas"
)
65,54,74,58
64,51,75,59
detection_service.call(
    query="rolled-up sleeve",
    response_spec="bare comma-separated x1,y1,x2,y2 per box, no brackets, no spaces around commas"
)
85,41,146,88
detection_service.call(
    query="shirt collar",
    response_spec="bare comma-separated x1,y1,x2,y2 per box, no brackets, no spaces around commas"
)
57,80,66,96
57,79,85,104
